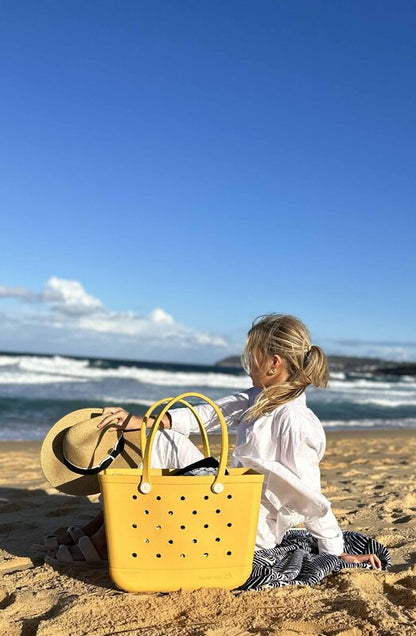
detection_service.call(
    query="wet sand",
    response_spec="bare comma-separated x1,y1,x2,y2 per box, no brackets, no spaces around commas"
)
0,429,415,635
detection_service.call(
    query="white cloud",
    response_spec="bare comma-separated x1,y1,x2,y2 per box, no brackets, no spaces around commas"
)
0,285,38,301
42,277,105,315
77,311,228,349
149,308,174,325
0,278,230,362
0,278,104,315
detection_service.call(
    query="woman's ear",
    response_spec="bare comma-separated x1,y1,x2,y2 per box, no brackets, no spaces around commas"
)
271,354,282,370
266,355,281,375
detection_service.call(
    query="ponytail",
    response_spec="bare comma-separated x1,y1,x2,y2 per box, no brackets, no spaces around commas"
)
303,344,329,388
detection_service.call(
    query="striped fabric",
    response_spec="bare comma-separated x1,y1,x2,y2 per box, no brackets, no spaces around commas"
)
237,530,391,591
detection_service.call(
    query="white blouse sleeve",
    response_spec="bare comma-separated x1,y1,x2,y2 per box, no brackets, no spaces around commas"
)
168,389,254,437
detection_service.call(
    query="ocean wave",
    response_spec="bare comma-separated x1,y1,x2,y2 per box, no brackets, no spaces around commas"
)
0,371,86,384
348,396,416,407
0,355,21,366
401,375,416,383
101,396,156,407
308,390,416,409
328,377,415,390
0,355,91,383
329,372,346,380
110,368,252,389
0,354,252,390
2,353,414,389
323,418,416,429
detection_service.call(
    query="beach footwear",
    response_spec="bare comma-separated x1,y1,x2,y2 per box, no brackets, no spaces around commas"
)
44,536,108,569
33,525,86,552
45,525,86,549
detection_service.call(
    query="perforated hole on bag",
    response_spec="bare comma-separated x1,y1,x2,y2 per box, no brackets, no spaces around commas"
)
180,553,186,558
180,525,186,530
192,510,197,515
132,524,137,529
180,496,185,500
156,496,162,500
132,553,137,558
156,553,161,558
168,511,174,515
132,495,137,500
155,525,161,530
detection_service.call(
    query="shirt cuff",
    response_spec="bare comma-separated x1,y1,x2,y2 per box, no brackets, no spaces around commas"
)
317,532,344,556
168,408,192,437
304,507,345,555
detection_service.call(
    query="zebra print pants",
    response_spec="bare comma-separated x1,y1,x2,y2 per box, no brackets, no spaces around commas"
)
237,530,391,591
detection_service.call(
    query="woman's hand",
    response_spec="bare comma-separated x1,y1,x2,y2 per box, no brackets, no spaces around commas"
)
339,552,382,569
97,407,142,431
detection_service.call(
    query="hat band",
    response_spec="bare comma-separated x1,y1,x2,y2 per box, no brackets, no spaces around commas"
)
63,434,125,475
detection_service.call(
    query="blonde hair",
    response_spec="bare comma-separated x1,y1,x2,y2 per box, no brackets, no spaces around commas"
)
242,314,329,420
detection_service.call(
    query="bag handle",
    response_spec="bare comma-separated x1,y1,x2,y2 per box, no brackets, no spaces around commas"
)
138,392,228,495
140,397,211,458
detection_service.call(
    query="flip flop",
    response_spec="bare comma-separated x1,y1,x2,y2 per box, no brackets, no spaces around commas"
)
44,536,108,569
33,525,86,552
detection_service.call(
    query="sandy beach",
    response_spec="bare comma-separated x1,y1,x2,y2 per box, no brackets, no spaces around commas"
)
0,430,415,636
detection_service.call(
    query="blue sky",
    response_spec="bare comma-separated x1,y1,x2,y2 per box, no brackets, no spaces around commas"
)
1,0,415,363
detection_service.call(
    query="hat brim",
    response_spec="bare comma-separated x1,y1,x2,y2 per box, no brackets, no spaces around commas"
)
41,408,143,496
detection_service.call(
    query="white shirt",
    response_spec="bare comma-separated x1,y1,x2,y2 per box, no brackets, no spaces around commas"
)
169,387,344,555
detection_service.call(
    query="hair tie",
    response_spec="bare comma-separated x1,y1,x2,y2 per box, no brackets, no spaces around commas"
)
304,345,313,364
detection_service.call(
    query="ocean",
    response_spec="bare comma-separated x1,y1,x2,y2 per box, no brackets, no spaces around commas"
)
0,352,415,441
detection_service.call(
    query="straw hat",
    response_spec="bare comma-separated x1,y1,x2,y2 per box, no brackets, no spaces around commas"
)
41,408,143,496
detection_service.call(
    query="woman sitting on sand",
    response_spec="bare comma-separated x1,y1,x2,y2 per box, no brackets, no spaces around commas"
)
42,314,386,587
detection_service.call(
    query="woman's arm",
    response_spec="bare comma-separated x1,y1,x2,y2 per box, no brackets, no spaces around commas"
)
168,390,253,437
97,408,171,431
96,388,254,434
302,507,344,556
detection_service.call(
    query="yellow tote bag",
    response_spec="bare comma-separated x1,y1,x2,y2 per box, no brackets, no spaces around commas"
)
99,392,264,593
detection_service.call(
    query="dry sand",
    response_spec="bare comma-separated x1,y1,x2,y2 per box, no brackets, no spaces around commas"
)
0,430,415,635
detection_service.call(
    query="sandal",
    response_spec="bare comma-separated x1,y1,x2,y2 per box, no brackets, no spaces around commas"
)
44,536,108,569
33,525,86,552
